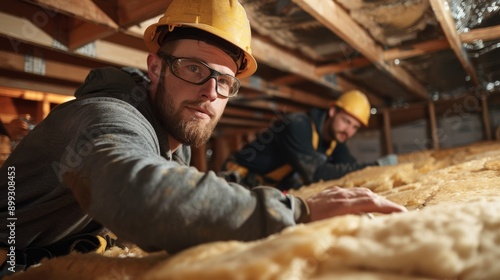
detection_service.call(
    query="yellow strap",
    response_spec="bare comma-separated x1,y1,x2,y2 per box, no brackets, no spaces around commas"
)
230,118,338,184
264,117,336,182
94,235,108,255
312,123,319,150
326,140,337,156
310,119,336,156
225,161,249,177
264,164,293,182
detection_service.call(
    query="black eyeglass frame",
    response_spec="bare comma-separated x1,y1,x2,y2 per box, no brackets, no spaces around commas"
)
157,53,241,97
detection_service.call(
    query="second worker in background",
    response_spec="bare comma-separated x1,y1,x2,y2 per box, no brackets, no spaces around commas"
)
222,90,398,190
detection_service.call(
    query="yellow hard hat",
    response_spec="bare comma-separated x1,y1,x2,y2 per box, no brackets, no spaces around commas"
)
331,90,371,126
143,0,257,78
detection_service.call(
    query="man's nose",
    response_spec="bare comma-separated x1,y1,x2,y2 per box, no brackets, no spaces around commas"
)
199,77,218,101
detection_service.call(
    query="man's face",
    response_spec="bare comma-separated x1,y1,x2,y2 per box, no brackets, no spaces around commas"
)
149,39,237,147
328,109,361,143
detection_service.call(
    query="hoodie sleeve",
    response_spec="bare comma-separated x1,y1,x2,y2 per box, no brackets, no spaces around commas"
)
59,98,309,254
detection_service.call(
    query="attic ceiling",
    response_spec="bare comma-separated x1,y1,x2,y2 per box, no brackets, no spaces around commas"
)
0,0,499,132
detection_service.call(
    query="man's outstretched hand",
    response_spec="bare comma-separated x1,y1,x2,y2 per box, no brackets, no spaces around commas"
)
305,186,407,222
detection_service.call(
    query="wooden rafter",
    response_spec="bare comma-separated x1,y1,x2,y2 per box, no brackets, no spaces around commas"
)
0,86,74,104
0,12,147,70
114,0,172,27
429,0,480,85
0,0,497,132
293,0,429,101
0,49,91,83
22,0,119,50
68,22,116,50
383,39,450,61
315,57,371,75
217,117,270,128
22,0,118,29
460,25,500,43
251,34,343,93
270,74,306,86
239,76,331,109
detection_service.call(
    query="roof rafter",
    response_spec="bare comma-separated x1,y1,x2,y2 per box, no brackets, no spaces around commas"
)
429,0,480,85
251,34,343,93
22,0,119,50
293,0,430,101
460,25,500,43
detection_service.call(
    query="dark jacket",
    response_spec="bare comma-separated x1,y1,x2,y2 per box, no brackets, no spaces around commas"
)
0,67,308,254
232,108,375,189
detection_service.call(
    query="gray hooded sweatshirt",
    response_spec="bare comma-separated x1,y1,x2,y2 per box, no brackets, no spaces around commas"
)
0,67,309,254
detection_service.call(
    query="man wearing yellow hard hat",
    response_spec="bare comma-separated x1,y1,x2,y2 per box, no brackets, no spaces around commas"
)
0,0,405,275
223,90,397,190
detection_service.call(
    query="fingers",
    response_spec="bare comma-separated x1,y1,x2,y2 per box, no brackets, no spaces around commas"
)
318,186,376,200
348,195,407,214
307,186,407,221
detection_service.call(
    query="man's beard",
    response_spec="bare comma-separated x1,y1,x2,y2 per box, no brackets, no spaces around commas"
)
328,115,348,143
153,80,219,148
334,131,348,143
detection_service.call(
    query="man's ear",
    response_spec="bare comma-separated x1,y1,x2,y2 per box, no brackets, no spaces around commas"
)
328,107,336,118
147,54,161,81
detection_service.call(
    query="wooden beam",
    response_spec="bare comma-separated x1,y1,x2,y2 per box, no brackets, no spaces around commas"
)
211,137,228,173
381,109,393,155
218,117,270,128
115,0,172,27
223,107,277,121
0,12,147,70
1,0,69,46
270,74,306,86
251,34,343,93
0,77,77,96
0,49,91,83
481,95,492,140
216,127,261,137
428,102,439,150
239,76,331,109
0,11,55,53
190,144,207,171
293,0,429,101
20,0,120,50
93,40,147,70
68,22,116,51
228,99,307,115
460,25,500,43
34,92,50,122
0,86,74,104
101,31,148,52
23,0,118,29
383,39,450,61
315,56,371,75
429,0,479,86
90,0,119,25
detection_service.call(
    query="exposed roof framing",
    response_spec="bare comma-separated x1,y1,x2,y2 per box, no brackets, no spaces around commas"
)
292,0,430,101
429,0,479,85
0,0,499,130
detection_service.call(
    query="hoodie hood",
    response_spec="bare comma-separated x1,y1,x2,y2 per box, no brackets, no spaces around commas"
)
75,67,150,100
